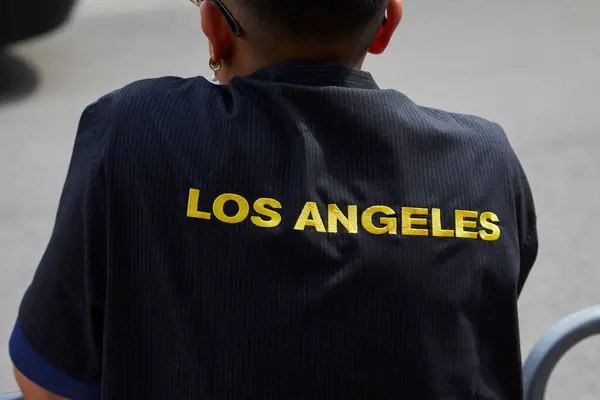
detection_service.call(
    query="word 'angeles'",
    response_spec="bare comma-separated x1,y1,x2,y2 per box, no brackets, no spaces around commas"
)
186,189,501,241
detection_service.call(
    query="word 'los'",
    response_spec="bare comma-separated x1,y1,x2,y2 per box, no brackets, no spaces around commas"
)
186,189,501,241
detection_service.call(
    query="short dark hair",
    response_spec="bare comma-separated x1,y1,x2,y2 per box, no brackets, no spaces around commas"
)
237,0,387,59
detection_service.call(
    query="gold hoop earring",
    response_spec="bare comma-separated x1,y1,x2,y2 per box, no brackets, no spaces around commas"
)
209,58,222,82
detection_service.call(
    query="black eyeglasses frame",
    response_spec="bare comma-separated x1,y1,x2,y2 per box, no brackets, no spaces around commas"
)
189,0,243,37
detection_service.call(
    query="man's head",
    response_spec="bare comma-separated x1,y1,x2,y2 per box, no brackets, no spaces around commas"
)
198,0,403,83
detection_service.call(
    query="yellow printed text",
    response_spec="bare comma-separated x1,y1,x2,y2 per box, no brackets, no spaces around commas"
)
186,188,501,241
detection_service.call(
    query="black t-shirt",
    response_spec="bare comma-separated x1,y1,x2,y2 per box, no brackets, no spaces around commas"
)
10,62,537,400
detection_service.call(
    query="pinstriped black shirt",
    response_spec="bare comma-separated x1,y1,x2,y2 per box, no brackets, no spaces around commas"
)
11,62,537,399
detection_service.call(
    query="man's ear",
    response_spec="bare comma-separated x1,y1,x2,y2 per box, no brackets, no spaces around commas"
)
368,0,403,55
200,1,233,61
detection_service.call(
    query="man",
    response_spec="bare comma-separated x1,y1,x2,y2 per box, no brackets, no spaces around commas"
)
10,0,538,398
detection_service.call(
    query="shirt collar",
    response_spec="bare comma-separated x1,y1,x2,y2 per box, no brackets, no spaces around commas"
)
244,61,379,89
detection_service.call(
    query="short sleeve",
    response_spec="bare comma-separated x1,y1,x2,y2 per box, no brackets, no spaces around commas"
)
514,162,538,296
9,103,107,400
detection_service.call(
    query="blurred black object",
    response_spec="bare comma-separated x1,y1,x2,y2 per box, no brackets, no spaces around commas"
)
0,0,77,46
0,51,39,104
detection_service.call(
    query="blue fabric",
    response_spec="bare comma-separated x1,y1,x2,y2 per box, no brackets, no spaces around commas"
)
9,324,100,400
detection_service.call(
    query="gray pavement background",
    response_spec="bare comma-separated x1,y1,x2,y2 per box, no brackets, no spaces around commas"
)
0,0,599,397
